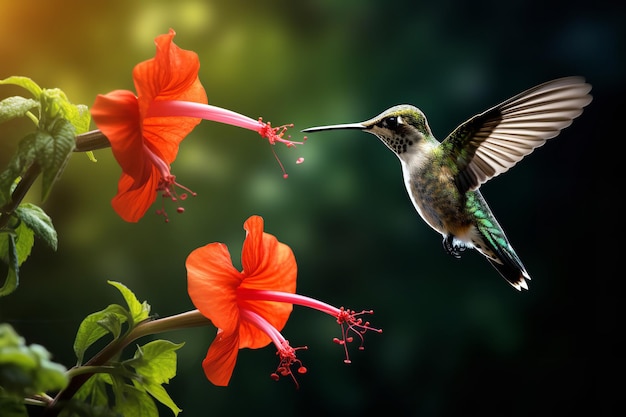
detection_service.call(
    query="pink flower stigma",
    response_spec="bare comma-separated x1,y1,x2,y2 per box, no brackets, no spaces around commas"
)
236,289,383,370
333,308,382,364
256,118,307,179
257,118,304,147
270,340,308,389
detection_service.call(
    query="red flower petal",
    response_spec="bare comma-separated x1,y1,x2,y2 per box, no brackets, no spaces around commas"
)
111,172,160,222
134,29,206,115
202,329,240,386
240,216,297,294
133,28,207,162
238,216,297,348
186,243,242,333
91,90,148,182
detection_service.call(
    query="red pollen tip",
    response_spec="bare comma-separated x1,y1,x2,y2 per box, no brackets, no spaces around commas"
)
257,118,306,178
271,341,308,389
332,307,382,365
155,175,196,221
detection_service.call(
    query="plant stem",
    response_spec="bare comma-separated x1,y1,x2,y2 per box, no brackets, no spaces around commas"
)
0,162,41,229
44,310,210,417
0,130,110,229
74,130,111,152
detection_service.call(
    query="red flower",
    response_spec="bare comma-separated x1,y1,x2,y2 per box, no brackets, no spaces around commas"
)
91,29,207,222
91,30,305,222
186,215,381,387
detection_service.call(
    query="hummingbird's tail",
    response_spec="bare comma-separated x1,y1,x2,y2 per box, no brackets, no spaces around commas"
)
472,222,531,290
469,194,531,290
481,244,530,291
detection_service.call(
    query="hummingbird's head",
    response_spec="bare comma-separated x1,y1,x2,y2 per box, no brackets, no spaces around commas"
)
302,105,433,155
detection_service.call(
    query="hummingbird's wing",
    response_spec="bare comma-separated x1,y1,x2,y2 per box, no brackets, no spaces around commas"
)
441,77,592,193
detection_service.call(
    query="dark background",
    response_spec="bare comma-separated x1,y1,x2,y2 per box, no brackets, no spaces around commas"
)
1,0,620,416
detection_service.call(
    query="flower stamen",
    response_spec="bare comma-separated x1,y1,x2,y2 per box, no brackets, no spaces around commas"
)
239,308,308,388
143,144,196,222
257,118,306,179
333,308,382,364
270,340,308,389
257,119,305,147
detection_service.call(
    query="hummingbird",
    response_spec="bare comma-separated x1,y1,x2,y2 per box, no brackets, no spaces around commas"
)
302,77,592,290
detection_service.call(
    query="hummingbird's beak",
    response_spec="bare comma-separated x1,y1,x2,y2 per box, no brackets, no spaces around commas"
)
301,122,367,133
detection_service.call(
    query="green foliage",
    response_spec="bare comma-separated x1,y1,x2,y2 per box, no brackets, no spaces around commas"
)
0,203,56,297
0,219,35,297
0,118,75,205
15,203,57,251
0,233,20,297
68,371,172,417
127,341,184,416
0,324,68,399
0,199,56,298
0,76,89,206
69,283,182,417
73,281,151,366
107,281,151,326
73,304,131,367
0,77,43,99
0,96,39,124
0,76,90,296
38,117,76,202
0,395,28,417
0,77,90,134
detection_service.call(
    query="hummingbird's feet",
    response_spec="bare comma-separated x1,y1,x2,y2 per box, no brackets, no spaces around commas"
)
443,235,465,259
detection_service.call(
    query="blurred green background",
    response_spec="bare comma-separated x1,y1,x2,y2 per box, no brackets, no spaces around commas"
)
0,0,619,416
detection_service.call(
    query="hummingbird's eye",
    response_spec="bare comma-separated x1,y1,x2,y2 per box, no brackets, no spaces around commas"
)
385,116,399,128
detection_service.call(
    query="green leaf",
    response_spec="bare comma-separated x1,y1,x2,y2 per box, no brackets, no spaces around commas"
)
0,234,19,297
0,132,37,207
0,76,43,99
0,221,33,297
86,151,98,163
0,324,68,396
29,344,69,392
0,96,39,124
114,385,158,417
0,219,35,266
0,395,28,417
61,374,121,417
141,381,182,416
73,304,130,366
70,338,183,417
37,118,75,202
71,373,110,408
39,89,90,135
68,103,91,135
127,340,184,416
107,281,151,325
129,340,184,385
0,99,77,207
15,203,57,251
